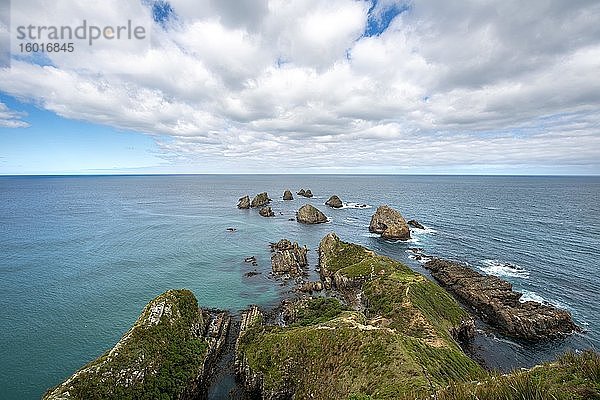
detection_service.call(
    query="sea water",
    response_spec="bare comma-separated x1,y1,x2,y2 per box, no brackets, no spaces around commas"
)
1,175,598,399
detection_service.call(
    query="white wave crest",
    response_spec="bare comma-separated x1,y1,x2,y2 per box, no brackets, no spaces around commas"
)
479,259,529,279
340,202,372,209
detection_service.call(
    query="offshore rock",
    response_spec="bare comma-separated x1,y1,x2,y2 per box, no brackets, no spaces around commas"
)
270,239,308,276
369,205,411,240
408,219,425,230
283,190,293,200
325,195,343,208
296,204,328,224
250,192,271,208
297,189,306,196
424,258,579,340
259,206,275,217
237,195,250,209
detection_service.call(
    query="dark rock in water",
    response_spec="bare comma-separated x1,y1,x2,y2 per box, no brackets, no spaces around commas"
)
304,189,313,198
283,190,293,200
237,195,250,209
297,189,306,196
43,290,230,400
245,271,261,277
407,219,425,230
288,218,295,221
369,205,411,240
270,239,308,276
325,195,343,208
259,206,275,217
424,258,580,341
226,227,237,232
244,256,256,263
296,204,328,224
250,192,271,208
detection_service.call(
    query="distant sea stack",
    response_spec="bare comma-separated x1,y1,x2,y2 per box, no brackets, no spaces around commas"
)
297,189,313,198
43,290,229,400
424,258,580,340
250,192,271,208
325,195,343,208
237,195,250,209
259,206,275,217
283,190,293,200
296,204,328,224
369,205,411,240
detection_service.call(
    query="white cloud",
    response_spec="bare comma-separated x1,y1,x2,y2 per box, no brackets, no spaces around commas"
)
0,0,599,172
0,102,29,128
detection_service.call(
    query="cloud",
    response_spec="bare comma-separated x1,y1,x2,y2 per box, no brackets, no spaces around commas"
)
0,102,29,128
0,0,599,172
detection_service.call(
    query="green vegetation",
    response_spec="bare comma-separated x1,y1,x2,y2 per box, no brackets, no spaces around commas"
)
436,350,600,400
44,289,209,400
237,234,485,399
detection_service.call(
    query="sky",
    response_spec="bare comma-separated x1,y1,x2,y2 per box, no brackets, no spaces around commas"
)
0,0,599,175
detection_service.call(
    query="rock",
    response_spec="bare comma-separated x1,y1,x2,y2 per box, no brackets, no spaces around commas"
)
298,281,324,293
297,189,306,196
369,205,411,240
237,195,250,209
283,190,293,200
325,195,343,208
226,227,237,232
245,271,261,277
244,256,256,263
270,239,308,276
250,192,271,208
424,258,580,340
408,219,425,229
288,218,295,221
304,189,313,198
296,204,328,224
259,206,275,217
43,290,230,400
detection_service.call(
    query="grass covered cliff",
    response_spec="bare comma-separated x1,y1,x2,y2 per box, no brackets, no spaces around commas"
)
236,233,485,399
43,289,228,400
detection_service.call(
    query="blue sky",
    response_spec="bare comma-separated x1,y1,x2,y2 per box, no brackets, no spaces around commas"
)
1,0,599,175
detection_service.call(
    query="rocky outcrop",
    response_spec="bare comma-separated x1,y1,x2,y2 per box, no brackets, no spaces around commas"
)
283,190,293,200
298,281,324,293
297,189,313,198
297,189,306,196
237,195,250,209
296,204,328,224
325,195,343,208
408,219,425,229
43,290,230,400
270,239,308,275
369,205,411,240
250,192,271,208
424,258,579,340
259,206,274,217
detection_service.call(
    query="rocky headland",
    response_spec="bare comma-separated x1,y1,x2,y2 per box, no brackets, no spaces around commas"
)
424,258,579,340
43,290,229,400
369,205,411,240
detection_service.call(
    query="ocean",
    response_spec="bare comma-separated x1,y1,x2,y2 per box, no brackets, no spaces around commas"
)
0,175,598,399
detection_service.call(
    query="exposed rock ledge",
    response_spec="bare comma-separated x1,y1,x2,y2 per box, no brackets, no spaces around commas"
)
43,290,230,400
270,239,308,276
424,258,579,341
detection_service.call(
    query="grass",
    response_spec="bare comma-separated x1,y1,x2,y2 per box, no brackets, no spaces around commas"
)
290,297,351,326
44,289,209,400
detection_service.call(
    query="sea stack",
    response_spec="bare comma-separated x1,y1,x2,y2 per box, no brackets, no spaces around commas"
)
325,195,343,208
283,190,293,200
259,206,275,217
237,195,250,209
369,205,411,240
296,204,328,224
250,192,271,208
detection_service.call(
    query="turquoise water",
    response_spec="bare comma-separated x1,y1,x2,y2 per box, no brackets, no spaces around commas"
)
1,175,599,399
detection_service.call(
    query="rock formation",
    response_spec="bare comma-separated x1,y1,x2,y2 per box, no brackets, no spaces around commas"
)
250,192,271,208
298,281,324,293
237,195,250,209
297,189,313,198
283,190,293,200
43,290,230,400
407,219,425,229
259,206,275,217
270,239,308,276
369,205,411,240
296,204,328,224
325,195,343,208
424,258,579,340
297,189,306,196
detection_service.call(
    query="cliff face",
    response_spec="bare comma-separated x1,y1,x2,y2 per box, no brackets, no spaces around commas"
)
43,290,229,400
235,233,484,400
